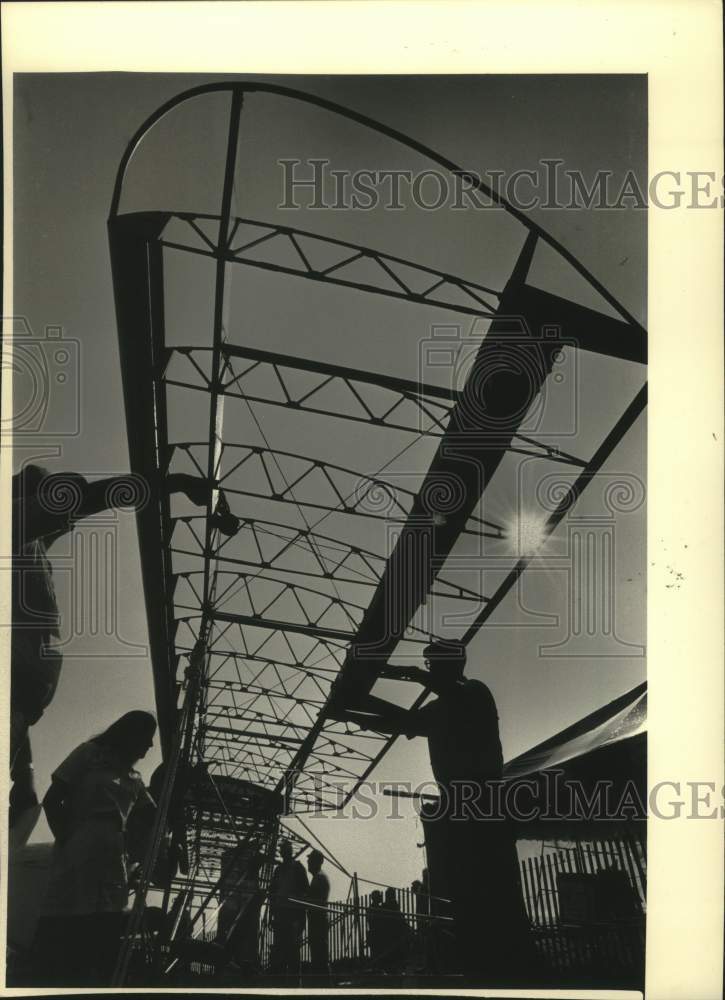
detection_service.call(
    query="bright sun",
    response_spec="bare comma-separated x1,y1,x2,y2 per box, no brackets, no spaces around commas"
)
507,512,548,556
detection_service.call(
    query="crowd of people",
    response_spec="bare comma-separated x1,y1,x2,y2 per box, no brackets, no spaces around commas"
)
8,463,534,986
212,839,332,980
366,887,415,971
267,841,330,976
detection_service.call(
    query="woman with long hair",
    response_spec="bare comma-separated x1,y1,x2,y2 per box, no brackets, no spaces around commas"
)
33,710,158,986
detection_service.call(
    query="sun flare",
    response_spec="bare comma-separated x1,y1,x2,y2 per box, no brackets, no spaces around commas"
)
507,512,549,556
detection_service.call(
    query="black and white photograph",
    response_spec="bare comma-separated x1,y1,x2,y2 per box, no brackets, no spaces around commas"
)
2,3,722,997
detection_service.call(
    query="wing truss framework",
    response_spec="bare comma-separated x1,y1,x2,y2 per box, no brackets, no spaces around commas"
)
108,83,646,917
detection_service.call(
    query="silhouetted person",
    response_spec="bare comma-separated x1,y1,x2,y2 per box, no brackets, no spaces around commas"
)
10,465,209,834
411,879,422,906
595,862,639,921
414,867,447,973
330,640,532,984
33,711,157,986
216,848,264,971
269,840,308,977
380,887,410,971
306,850,330,975
594,860,642,961
366,889,385,967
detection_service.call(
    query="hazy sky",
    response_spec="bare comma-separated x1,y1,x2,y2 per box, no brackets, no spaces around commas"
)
12,72,646,898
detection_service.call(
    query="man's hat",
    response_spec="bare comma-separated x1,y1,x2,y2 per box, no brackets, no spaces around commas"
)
423,639,466,664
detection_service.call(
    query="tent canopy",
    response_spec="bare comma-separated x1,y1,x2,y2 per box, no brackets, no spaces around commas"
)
502,683,646,838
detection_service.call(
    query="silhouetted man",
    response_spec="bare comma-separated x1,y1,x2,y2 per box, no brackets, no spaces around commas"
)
329,640,531,984
381,887,410,972
306,850,330,975
216,847,264,971
269,840,308,978
366,889,385,967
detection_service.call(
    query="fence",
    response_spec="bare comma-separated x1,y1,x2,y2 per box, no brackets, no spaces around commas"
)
519,834,646,977
184,832,647,981
258,881,441,971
